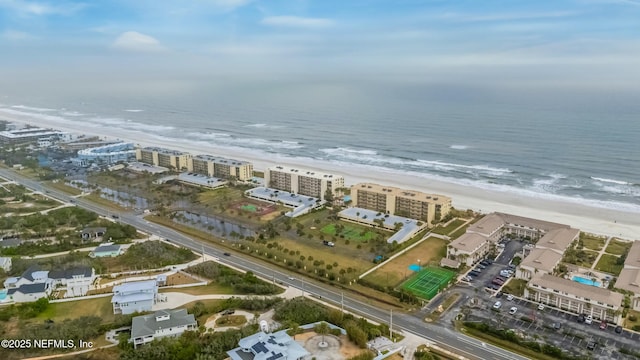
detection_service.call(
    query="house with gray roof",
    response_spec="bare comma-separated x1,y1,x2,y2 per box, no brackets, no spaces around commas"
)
81,227,107,241
49,266,96,297
227,330,309,360
7,281,53,303
90,243,124,258
131,309,197,348
112,280,158,315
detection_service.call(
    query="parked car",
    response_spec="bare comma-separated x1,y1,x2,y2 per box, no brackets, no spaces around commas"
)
470,271,480,276
615,326,623,334
222,309,235,315
552,322,562,330
577,314,586,323
585,315,593,325
477,264,487,270
538,303,545,311
480,260,490,266
599,321,608,330
492,278,505,285
496,291,503,298
493,301,502,309
586,341,596,351
506,294,514,301
509,307,518,315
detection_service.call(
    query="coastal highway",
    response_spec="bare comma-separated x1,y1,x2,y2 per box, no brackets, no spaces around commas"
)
0,169,528,360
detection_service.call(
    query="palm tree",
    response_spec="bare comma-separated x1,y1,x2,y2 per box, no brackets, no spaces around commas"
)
315,322,330,344
287,322,300,339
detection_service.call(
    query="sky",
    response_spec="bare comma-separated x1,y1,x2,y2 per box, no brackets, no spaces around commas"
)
1,0,640,92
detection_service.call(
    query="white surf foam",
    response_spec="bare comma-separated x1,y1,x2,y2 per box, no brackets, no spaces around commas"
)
11,105,56,112
124,109,144,113
450,145,469,150
591,177,631,186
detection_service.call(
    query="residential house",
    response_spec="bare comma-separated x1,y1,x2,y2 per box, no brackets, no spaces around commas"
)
130,309,197,348
112,280,158,315
227,330,310,360
90,243,124,258
49,266,96,297
7,282,53,303
526,274,624,324
81,227,107,241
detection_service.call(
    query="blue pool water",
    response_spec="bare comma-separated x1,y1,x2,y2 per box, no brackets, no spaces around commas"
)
572,276,601,287
0,289,7,300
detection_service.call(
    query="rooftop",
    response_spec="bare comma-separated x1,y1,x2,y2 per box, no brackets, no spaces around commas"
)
269,165,343,180
625,241,640,268
93,244,121,253
536,227,579,253
353,182,450,203
49,266,93,280
141,146,190,156
449,233,488,253
467,213,505,236
0,128,64,139
338,207,422,244
519,248,563,273
8,282,50,295
131,309,196,339
615,268,640,294
194,154,251,166
529,274,623,307
113,280,157,294
228,330,309,360
177,172,227,188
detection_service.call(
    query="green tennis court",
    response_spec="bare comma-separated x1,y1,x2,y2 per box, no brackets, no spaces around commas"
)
240,204,258,212
402,267,456,299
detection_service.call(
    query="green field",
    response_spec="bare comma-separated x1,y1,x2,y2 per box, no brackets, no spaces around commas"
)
605,239,632,256
402,267,455,300
37,296,117,323
321,223,376,242
580,233,607,251
241,204,258,212
432,219,465,236
594,254,623,276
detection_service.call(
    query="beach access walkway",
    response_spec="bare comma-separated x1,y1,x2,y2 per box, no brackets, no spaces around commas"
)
590,236,613,270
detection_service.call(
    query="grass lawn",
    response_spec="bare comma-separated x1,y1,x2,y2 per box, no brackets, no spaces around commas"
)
432,219,465,236
448,225,468,240
594,254,623,275
572,249,599,268
624,310,640,330
37,296,116,323
216,314,247,327
605,239,632,256
159,282,236,295
502,279,528,297
363,236,447,288
178,299,225,324
581,233,607,251
45,181,83,196
321,223,376,242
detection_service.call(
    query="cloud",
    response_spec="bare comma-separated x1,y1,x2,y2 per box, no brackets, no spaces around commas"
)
0,0,85,16
261,16,334,29
2,30,36,41
112,31,166,53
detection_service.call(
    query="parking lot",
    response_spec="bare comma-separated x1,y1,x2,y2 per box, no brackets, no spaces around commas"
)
469,295,640,359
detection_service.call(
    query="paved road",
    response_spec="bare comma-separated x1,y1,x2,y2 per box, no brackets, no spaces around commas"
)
0,169,528,360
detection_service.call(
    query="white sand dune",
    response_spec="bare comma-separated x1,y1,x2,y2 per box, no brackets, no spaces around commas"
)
2,110,638,239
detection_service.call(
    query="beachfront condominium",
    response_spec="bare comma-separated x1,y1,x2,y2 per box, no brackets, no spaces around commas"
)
350,183,452,225
265,165,345,201
191,155,253,181
0,128,70,145
136,147,193,171
614,241,640,311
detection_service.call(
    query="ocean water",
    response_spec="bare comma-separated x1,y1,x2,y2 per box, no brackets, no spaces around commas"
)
0,80,639,213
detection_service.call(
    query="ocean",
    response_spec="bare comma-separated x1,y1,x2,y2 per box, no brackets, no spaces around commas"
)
0,80,639,213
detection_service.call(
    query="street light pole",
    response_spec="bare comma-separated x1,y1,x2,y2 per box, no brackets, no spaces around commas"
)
341,291,344,312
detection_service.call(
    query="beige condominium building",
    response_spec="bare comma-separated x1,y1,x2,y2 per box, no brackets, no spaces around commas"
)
615,241,640,311
515,227,579,280
191,155,253,181
526,274,624,324
265,165,344,201
447,212,577,269
350,183,451,225
136,147,192,171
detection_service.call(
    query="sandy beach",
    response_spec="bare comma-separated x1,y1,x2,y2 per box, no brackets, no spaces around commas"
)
2,110,639,239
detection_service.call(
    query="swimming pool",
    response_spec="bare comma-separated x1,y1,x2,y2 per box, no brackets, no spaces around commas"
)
572,275,601,287
0,289,7,301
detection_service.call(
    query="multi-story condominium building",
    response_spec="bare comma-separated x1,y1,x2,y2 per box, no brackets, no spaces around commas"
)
135,147,192,171
615,241,640,311
75,142,136,167
351,183,451,224
526,274,623,324
0,128,69,145
191,155,253,181
447,233,490,267
265,166,344,201
131,309,197,349
516,248,563,280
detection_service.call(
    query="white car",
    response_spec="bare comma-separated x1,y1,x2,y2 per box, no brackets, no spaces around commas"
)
585,315,593,324
506,294,514,301
509,307,518,315
493,301,502,309
538,303,545,311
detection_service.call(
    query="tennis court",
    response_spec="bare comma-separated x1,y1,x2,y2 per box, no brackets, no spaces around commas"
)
402,267,456,300
241,204,258,212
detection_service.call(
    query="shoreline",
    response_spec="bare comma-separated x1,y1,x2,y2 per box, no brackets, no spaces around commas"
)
2,111,639,240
